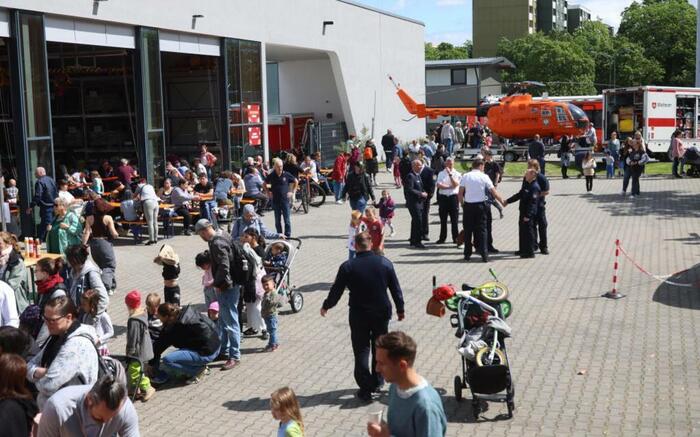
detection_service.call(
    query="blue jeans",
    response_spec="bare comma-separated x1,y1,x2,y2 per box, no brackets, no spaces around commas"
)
200,200,217,222
622,166,631,192
38,206,53,242
606,165,614,178
264,315,278,347
272,199,291,237
218,286,241,360
349,196,367,214
333,181,345,201
443,138,453,155
162,347,219,377
672,157,685,176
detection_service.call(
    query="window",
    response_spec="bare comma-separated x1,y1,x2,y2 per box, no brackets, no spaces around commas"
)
451,69,466,85
555,106,567,123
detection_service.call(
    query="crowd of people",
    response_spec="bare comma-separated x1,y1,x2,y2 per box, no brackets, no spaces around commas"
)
0,117,695,436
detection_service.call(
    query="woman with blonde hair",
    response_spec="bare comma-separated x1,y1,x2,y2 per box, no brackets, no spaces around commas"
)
270,386,304,436
46,197,82,255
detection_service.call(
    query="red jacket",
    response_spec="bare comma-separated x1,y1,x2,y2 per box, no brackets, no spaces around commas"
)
331,155,347,182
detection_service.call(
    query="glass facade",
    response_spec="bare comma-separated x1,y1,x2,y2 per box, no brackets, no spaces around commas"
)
19,13,53,176
225,38,263,165
138,28,165,187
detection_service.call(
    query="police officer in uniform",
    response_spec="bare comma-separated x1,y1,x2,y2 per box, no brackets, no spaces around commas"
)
527,159,550,254
458,159,505,262
406,160,427,249
505,169,541,258
419,161,435,241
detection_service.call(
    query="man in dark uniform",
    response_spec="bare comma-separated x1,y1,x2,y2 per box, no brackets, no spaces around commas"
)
505,169,540,258
321,232,405,402
381,129,395,172
527,159,550,254
483,150,503,254
405,160,427,249
419,161,435,241
528,134,546,175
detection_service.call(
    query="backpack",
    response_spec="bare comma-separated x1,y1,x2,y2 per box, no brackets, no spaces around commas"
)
230,240,257,287
76,333,127,387
363,146,374,160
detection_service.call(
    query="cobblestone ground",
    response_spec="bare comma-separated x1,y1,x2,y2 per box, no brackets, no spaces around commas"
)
105,171,700,437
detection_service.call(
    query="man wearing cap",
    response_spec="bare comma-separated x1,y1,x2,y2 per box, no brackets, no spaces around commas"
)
458,159,506,263
195,219,241,370
435,157,461,245
231,204,284,241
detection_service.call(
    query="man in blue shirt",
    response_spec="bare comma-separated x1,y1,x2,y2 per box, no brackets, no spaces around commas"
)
321,232,405,402
264,158,297,238
27,166,58,241
367,331,447,437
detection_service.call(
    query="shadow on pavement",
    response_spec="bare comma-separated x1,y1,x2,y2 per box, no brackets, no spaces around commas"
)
293,282,333,293
665,233,700,246
553,190,700,219
652,263,700,310
223,388,378,412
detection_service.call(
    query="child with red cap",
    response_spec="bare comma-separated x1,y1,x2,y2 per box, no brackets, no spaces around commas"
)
124,290,156,401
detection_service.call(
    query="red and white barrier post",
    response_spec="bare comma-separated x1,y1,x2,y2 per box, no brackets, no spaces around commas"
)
603,239,625,299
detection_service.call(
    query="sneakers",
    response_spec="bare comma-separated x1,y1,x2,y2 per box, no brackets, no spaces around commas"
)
141,386,156,401
151,372,169,385
335,200,344,205
107,289,115,296
389,231,396,237
263,344,279,352
186,366,210,385
221,359,240,371
243,327,259,336
261,330,269,340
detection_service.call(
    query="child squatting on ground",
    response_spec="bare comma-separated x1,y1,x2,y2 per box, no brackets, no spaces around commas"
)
125,290,156,402
153,244,181,305
271,386,305,436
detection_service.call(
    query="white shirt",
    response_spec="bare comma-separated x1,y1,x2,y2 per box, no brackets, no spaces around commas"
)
300,161,318,182
0,280,19,327
437,168,461,196
441,124,456,141
460,170,494,203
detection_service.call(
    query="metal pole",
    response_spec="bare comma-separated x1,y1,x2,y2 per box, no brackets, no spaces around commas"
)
696,3,700,87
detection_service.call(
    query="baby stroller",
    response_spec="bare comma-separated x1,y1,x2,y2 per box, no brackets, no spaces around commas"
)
428,273,515,420
684,146,700,177
264,238,304,313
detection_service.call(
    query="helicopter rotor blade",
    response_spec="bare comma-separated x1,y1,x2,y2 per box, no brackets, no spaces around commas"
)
402,115,417,122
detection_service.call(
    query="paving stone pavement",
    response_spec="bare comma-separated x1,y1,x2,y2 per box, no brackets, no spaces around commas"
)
104,171,700,437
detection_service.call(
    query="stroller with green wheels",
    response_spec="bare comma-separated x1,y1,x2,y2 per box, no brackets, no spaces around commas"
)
428,270,515,420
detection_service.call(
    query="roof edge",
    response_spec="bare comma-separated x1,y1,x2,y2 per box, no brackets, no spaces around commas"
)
337,0,425,26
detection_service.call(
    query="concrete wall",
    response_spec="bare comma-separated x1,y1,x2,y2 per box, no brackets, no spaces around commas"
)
277,58,343,122
6,0,426,143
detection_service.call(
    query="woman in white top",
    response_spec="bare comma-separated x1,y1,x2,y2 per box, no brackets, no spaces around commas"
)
135,179,160,245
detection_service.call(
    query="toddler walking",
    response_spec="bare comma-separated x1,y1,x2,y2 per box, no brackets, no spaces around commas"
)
261,275,284,352
604,150,615,179
376,190,396,237
347,210,363,260
79,289,114,356
153,244,181,305
124,290,156,402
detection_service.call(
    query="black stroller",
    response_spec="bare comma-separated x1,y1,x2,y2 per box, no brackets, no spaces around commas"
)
684,146,700,177
432,277,515,420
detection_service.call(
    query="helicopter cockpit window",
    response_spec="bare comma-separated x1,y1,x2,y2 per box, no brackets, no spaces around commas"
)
555,106,567,123
568,103,587,121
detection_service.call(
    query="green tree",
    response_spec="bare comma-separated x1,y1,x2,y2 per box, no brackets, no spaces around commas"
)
572,21,664,90
424,41,472,60
618,0,696,85
497,33,596,96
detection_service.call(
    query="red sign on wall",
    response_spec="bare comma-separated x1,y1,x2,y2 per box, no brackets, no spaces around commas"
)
248,126,261,146
247,104,260,123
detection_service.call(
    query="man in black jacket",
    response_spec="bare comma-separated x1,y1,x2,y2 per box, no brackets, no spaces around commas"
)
321,232,405,402
195,219,240,370
528,134,546,175
27,167,58,241
381,129,395,172
419,162,435,240
504,169,540,259
405,160,428,249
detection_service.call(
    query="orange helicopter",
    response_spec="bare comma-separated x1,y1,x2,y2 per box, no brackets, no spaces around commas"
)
389,76,590,141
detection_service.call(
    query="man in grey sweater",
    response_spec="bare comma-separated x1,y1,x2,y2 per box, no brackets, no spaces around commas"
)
38,376,139,437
